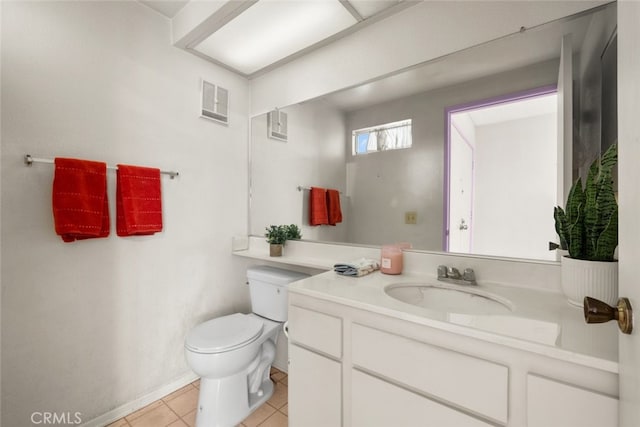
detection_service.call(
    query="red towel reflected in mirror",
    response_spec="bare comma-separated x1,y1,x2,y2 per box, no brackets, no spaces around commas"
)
326,189,342,226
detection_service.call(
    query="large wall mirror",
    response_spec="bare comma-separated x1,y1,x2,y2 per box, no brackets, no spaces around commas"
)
249,3,617,262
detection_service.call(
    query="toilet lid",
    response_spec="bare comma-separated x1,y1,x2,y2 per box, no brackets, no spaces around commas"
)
185,313,264,354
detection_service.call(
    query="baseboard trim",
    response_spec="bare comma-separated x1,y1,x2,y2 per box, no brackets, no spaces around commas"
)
271,361,288,374
81,372,199,427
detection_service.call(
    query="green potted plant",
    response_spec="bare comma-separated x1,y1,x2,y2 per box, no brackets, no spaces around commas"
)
265,224,302,257
553,143,618,306
286,224,302,241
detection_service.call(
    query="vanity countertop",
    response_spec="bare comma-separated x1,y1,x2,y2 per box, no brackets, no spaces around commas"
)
288,270,619,373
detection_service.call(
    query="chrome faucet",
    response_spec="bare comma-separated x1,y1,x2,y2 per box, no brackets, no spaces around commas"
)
437,265,477,286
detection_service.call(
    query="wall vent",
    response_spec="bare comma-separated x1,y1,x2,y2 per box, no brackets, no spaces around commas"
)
201,80,229,125
268,109,288,142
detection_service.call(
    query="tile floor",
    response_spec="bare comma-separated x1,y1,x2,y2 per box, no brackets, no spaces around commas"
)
107,367,289,427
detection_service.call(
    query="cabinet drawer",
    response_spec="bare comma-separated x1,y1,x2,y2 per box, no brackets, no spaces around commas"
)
289,305,342,358
352,369,493,427
527,374,618,427
352,323,508,423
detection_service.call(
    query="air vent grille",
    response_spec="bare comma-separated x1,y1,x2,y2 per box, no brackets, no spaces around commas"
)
268,110,287,141
201,80,229,125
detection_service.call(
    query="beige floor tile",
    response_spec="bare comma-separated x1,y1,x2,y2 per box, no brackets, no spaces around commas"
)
128,403,178,427
165,387,200,417
125,400,165,423
280,376,288,386
182,409,197,427
242,403,277,427
192,379,201,389
266,382,288,409
258,411,288,427
105,418,129,427
167,420,188,427
163,384,194,402
270,371,286,382
279,403,288,416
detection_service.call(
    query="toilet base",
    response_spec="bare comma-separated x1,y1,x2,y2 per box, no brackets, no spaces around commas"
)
248,378,274,412
195,375,275,427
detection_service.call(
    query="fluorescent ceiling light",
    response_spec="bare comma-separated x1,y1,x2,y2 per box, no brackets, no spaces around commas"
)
194,0,357,75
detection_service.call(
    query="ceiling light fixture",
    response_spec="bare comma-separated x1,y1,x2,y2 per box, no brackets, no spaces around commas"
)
193,0,357,75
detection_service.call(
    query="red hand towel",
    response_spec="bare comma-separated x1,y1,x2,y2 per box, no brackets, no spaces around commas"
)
309,187,328,226
52,158,110,242
326,189,343,226
116,164,163,236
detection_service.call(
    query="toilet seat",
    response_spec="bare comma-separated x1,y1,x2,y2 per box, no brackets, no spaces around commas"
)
186,313,264,354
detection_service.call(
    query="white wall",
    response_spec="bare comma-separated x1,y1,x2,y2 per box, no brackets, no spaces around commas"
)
250,102,347,243
345,60,559,251
250,1,606,115
1,2,253,425
472,114,558,260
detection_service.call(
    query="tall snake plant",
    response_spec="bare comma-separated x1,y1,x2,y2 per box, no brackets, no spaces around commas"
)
554,143,618,261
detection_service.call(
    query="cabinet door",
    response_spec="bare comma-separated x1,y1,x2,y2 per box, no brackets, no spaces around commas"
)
352,370,493,427
289,344,341,427
352,323,508,423
527,374,618,427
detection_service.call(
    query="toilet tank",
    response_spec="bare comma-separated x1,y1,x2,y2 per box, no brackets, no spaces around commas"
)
247,266,309,321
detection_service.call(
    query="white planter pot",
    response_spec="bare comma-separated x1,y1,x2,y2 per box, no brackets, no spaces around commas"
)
561,256,618,307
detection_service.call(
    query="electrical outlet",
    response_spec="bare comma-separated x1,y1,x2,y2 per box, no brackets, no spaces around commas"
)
405,211,417,224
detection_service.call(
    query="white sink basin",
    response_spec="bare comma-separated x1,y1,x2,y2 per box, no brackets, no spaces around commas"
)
384,283,559,345
385,282,513,315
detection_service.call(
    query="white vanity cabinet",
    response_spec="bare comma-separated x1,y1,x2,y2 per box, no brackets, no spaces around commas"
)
351,370,493,427
287,305,343,427
351,323,507,425
288,292,619,427
527,374,618,427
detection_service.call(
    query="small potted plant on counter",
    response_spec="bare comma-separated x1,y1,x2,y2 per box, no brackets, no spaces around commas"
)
265,224,302,257
553,143,618,306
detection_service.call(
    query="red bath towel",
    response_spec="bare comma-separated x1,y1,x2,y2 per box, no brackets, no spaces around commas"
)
116,164,163,236
52,158,110,242
326,189,342,225
309,187,328,226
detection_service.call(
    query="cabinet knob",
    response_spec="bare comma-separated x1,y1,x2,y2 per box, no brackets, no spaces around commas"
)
583,296,633,334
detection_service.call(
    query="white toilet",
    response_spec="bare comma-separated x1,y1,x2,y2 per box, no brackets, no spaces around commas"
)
185,266,308,427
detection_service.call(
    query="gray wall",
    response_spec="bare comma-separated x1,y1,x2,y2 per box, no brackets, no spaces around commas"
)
251,102,348,243
576,4,617,180
345,59,560,250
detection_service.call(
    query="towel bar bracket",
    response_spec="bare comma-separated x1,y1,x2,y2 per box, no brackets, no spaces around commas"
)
24,154,179,179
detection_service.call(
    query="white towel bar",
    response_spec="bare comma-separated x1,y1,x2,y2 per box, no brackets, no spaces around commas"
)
24,154,179,179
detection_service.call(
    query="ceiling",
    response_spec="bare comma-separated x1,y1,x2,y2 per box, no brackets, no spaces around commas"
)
462,93,558,127
318,9,595,112
139,0,412,77
139,0,189,18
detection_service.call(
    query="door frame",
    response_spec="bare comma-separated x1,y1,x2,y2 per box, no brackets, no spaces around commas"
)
443,84,558,251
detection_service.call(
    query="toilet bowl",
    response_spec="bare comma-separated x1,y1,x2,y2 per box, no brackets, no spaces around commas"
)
184,266,309,427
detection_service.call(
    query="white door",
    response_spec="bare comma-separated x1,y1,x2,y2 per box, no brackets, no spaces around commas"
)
448,126,473,253
616,3,640,425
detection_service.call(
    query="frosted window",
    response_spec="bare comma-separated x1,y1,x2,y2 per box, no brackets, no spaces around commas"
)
352,119,412,155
